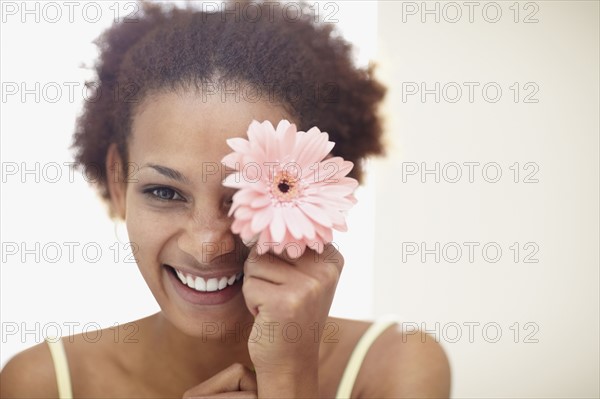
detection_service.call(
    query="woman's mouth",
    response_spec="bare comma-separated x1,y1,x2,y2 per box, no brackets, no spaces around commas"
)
163,264,244,305
175,268,243,292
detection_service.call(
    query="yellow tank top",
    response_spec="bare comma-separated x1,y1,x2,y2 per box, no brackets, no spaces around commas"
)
45,315,398,399
44,336,73,399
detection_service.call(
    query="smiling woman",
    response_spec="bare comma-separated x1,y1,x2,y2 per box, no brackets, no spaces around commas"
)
112,91,295,329
0,1,450,398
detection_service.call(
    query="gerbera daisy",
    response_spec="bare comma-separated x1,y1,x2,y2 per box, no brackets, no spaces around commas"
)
221,119,358,259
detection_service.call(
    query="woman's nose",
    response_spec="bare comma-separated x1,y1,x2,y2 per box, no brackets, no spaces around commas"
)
176,209,235,265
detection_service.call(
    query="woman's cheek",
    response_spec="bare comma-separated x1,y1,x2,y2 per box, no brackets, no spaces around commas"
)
126,199,174,270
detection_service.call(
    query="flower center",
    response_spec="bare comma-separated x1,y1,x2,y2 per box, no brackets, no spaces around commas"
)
278,181,290,193
271,171,301,202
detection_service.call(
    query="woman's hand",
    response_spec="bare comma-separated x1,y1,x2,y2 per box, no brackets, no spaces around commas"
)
182,363,257,399
241,242,344,398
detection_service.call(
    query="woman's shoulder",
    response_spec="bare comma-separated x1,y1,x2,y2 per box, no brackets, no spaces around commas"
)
0,339,60,398
326,315,451,398
0,325,133,399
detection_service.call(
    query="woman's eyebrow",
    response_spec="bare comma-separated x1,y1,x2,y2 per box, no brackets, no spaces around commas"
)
142,163,191,184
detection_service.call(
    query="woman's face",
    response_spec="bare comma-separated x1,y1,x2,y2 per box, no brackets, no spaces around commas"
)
112,89,294,336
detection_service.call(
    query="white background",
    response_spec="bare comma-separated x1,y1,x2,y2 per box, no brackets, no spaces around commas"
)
374,1,599,397
1,1,599,398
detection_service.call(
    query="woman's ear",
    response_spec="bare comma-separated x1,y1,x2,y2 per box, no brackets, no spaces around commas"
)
106,143,127,220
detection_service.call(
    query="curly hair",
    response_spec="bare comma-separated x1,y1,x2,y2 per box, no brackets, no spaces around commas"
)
71,0,386,217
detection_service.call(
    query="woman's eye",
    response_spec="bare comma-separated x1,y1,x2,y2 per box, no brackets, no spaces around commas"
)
144,187,184,202
224,195,235,208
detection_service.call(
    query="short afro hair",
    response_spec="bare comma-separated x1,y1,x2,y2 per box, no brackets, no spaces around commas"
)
71,0,387,217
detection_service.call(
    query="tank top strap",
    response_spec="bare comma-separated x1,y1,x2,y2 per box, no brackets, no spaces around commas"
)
45,337,73,399
335,314,398,399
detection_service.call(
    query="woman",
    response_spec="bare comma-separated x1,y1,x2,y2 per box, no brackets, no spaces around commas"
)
0,1,450,397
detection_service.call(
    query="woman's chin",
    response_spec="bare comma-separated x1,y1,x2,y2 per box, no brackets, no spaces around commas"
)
161,303,254,342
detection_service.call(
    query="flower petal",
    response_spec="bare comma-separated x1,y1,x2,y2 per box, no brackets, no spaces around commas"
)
234,206,254,221
250,195,272,208
296,130,329,167
289,206,315,240
303,194,356,210
228,189,264,216
257,228,273,255
303,157,354,184
223,173,251,189
278,122,297,161
282,207,304,239
251,206,274,233
269,207,286,243
221,152,243,170
226,137,251,154
285,240,307,259
314,222,334,244
231,217,245,234
297,201,333,228
247,120,267,147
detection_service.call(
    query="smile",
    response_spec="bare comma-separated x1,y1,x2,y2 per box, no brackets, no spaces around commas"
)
173,267,243,292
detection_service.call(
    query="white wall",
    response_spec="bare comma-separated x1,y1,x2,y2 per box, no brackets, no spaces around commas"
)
374,1,599,397
0,0,379,367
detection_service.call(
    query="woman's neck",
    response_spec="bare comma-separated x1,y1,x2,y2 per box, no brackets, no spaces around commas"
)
129,311,255,394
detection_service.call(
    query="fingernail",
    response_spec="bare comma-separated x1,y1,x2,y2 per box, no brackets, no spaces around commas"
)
242,234,259,247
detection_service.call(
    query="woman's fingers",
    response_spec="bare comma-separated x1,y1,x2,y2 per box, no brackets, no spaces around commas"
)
241,274,282,317
244,242,344,285
182,363,257,399
243,249,303,285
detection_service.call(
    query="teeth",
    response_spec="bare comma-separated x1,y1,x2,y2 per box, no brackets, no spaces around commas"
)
218,277,228,289
206,278,218,292
176,270,186,284
172,267,243,293
194,277,206,291
186,275,195,287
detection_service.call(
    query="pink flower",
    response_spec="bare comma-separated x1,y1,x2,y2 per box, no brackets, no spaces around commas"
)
221,119,358,259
